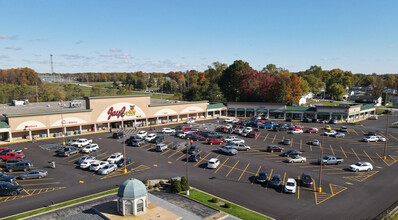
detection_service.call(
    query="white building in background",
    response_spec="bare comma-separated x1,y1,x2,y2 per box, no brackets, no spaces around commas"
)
299,92,315,106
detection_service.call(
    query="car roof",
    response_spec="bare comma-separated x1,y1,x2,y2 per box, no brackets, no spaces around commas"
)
209,158,218,162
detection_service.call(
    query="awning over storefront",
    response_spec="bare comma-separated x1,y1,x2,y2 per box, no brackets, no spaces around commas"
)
332,112,347,116
256,109,267,112
317,112,330,115
237,108,245,111
269,109,284,113
228,108,235,111
246,109,254,112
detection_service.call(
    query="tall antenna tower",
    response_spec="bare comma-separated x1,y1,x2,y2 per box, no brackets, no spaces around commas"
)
50,54,54,74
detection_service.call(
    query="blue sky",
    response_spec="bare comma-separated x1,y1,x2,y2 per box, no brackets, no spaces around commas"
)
1,0,397,74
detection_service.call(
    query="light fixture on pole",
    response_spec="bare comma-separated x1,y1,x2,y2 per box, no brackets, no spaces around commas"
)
122,116,127,174
60,100,66,146
382,114,389,160
318,121,325,193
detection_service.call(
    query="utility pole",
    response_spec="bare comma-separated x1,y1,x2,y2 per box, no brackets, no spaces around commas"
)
35,81,39,103
50,54,54,82
383,115,389,160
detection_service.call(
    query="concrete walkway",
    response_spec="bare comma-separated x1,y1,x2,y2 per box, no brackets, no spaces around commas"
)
148,193,202,220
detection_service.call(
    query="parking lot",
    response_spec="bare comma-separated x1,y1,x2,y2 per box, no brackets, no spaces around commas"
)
0,116,397,220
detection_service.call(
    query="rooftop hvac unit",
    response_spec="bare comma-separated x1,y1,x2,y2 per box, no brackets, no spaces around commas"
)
70,101,82,108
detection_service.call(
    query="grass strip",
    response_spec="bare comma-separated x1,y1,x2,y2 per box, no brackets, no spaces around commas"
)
2,188,118,220
188,189,271,220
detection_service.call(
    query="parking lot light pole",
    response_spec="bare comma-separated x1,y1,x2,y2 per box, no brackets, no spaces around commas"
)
122,116,127,174
186,139,192,196
60,100,66,146
383,115,389,160
318,122,325,193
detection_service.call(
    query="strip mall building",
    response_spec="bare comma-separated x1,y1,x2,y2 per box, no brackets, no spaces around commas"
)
0,95,376,143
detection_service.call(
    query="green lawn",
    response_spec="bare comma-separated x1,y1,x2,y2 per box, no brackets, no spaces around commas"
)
188,189,271,220
309,101,349,106
2,188,118,220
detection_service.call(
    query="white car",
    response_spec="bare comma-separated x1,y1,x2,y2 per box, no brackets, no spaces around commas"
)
290,129,303,134
324,130,337,136
81,144,99,153
186,119,195,124
362,136,378,142
107,153,123,164
224,118,234,123
80,160,96,169
376,136,386,142
285,155,306,163
89,160,109,171
243,127,253,133
162,128,176,134
230,138,245,144
77,156,96,164
98,164,117,175
224,124,233,129
232,119,240,124
207,158,220,169
136,131,148,138
284,178,297,194
241,130,250,137
223,136,238,142
349,162,373,172
145,133,157,142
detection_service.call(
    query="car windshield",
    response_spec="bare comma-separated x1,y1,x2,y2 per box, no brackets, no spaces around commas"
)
209,161,214,164
287,182,295,186
91,164,98,167
355,162,362,166
303,175,311,180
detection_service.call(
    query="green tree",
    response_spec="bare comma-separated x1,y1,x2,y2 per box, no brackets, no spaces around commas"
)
328,83,345,100
219,60,252,101
170,179,182,193
180,176,190,191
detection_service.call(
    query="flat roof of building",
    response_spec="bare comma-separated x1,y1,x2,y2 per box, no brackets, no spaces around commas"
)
0,100,87,116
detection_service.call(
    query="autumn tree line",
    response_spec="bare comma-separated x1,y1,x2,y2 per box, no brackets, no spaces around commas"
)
1,61,397,104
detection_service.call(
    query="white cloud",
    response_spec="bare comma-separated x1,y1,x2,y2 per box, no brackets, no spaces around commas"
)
0,55,9,59
322,57,328,61
60,54,85,60
5,46,22,50
0,34,7,39
110,48,121,52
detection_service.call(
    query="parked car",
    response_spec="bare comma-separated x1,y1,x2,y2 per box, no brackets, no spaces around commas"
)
273,124,288,132
188,153,201,162
349,162,373,172
362,136,378,142
131,138,146,147
208,138,223,145
56,146,79,157
284,178,297,194
318,155,344,165
329,119,337,124
6,161,33,172
269,174,282,189
98,164,117,175
306,128,319,133
223,136,238,142
301,173,314,187
5,158,24,168
376,136,386,142
290,125,304,130
155,144,168,152
89,161,109,172
162,128,176,134
282,139,291,145
290,129,303,134
187,145,200,154
324,130,337,136
332,132,345,138
106,153,123,164
285,155,307,163
340,126,348,132
77,156,96,164
369,116,378,120
71,139,92,148
218,146,238,155
151,136,164,143
116,158,132,167
230,138,245,144
112,132,124,139
0,151,25,161
18,169,48,180
145,133,157,142
312,118,320,123
0,172,16,183
282,150,302,157
0,182,23,196
80,160,96,169
311,139,320,146
256,171,268,183
247,131,258,138
207,158,220,169
81,144,99,153
228,143,251,151
136,130,148,138
267,145,284,153
324,125,332,131
186,118,195,124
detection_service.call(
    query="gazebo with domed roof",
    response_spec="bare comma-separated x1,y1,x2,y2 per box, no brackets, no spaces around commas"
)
117,178,148,216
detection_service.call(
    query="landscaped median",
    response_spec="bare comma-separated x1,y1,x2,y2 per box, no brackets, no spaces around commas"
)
188,189,272,220
1,188,118,220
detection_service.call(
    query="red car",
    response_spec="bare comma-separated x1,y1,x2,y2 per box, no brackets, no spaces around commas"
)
291,126,304,130
0,151,25,161
208,138,224,145
306,128,319,133
0,147,9,153
193,136,209,141
182,127,192,132
248,131,258,138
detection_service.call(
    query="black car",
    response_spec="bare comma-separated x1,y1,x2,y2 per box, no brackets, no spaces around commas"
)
267,145,284,152
6,161,33,172
174,125,183,131
256,171,268,183
281,150,302,157
303,118,311,123
269,174,282,189
367,131,377,136
188,153,201,162
187,145,200,154
329,119,337,124
301,172,314,187
273,124,288,132
5,158,24,167
112,132,124,139
312,118,320,123
0,181,23,196
0,173,16,183
150,136,164,143
116,158,132,167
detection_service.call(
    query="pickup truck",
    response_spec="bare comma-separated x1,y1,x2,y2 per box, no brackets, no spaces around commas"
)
56,147,79,157
72,139,92,148
0,152,25,161
318,155,344,165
